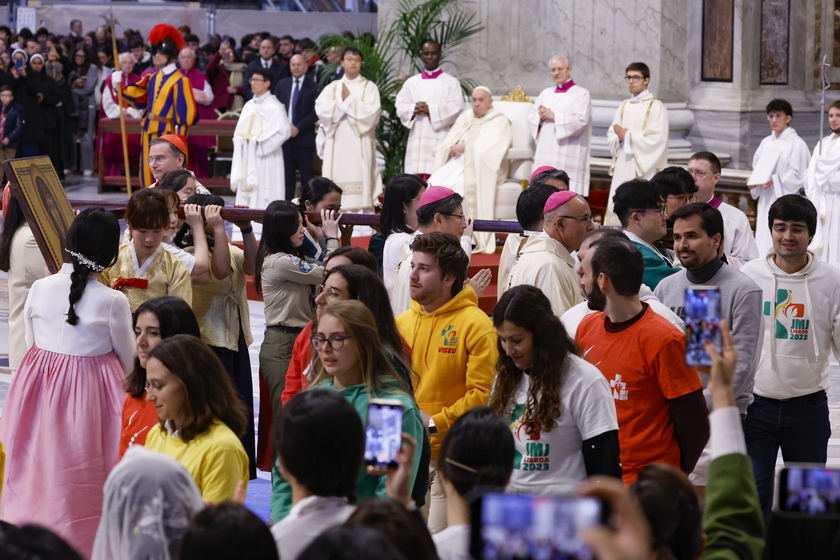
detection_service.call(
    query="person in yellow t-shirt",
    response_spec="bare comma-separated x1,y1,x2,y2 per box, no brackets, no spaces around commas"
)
144,334,249,503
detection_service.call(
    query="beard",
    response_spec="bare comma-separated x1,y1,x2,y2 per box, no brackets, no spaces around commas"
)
585,281,607,312
832,124,840,135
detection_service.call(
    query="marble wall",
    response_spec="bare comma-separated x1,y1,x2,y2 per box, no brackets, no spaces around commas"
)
377,0,831,169
382,0,689,102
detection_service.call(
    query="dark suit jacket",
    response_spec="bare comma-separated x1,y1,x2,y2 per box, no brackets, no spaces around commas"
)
243,58,290,100
273,75,318,149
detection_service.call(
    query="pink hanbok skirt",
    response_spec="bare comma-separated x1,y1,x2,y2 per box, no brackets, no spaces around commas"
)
0,345,124,558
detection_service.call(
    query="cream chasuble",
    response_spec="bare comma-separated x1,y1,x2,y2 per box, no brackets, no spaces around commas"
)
395,71,464,175
431,107,511,254
315,75,383,210
527,84,592,195
605,91,669,225
231,92,291,209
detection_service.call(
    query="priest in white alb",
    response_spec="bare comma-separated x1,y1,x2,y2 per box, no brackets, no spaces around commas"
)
606,62,669,226
315,47,382,210
807,100,840,269
748,98,811,256
429,86,511,253
231,67,291,212
395,41,463,180
528,55,592,195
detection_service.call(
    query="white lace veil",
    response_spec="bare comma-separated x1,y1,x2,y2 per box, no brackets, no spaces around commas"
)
91,446,204,560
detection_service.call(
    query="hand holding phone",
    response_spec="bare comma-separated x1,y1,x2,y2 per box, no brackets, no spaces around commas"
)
778,466,840,518
365,398,404,470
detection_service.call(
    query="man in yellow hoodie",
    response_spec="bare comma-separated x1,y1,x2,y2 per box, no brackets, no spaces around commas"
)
395,232,498,533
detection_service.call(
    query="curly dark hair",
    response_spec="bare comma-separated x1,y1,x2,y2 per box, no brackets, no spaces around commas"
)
488,285,577,434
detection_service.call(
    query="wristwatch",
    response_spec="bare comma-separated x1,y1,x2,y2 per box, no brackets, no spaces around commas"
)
427,417,438,435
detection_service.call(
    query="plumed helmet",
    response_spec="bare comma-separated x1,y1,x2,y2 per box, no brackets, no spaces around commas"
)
148,24,184,61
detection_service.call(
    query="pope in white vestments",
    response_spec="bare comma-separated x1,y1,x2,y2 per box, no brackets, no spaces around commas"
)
807,104,840,268
315,49,382,210
749,107,810,256
429,87,511,254
231,77,291,210
528,56,592,195
606,64,669,226
395,41,463,177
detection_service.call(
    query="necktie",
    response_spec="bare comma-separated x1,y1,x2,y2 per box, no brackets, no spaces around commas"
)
263,60,269,69
290,79,299,123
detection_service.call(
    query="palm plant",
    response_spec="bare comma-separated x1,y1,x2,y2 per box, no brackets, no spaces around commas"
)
316,0,484,183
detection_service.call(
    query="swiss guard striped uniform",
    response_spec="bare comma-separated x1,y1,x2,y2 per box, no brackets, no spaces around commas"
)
122,63,198,187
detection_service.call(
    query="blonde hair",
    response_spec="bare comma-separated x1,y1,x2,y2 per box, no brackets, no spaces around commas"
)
310,300,409,396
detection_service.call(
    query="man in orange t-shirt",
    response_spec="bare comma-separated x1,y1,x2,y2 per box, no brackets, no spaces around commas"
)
576,235,708,485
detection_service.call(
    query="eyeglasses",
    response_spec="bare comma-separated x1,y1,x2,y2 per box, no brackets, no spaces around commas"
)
624,75,645,82
632,207,667,216
442,213,467,223
667,194,697,204
772,223,809,235
559,215,595,225
687,169,709,179
315,284,344,300
147,156,170,164
249,77,266,82
311,334,352,351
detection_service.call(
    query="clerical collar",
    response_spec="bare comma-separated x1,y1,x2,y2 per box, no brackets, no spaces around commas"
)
707,195,722,209
343,74,363,83
162,62,177,76
686,255,724,284
254,90,269,102
422,68,442,79
630,89,653,102
555,79,575,93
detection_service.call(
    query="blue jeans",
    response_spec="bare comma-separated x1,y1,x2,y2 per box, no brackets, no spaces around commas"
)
744,391,831,517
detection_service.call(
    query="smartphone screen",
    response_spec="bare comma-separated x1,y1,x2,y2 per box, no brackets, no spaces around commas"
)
684,286,723,367
471,492,604,560
364,399,403,469
778,466,840,518
15,57,22,70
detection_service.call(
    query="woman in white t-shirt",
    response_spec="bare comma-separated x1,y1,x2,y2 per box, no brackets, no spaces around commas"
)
489,285,622,495
376,174,426,293
434,407,515,560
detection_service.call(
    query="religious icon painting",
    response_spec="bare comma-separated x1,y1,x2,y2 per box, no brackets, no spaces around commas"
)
4,156,75,273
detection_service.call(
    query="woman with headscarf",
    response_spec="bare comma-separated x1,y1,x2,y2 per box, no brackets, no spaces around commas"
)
90,446,204,560
12,50,62,167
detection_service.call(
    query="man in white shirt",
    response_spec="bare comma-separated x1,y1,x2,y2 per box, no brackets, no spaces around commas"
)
605,62,669,225
395,41,463,181
749,99,811,256
740,194,840,517
688,151,759,268
807,99,840,268
528,56,592,195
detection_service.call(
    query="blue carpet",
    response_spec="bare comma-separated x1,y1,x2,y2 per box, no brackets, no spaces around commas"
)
244,475,272,523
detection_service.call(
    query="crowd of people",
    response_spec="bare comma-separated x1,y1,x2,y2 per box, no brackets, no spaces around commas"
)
3,13,840,560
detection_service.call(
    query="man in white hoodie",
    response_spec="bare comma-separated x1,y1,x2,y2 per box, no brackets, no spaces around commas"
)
740,194,840,518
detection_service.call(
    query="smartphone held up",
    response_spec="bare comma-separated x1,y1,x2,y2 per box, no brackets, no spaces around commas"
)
364,398,404,469
684,286,723,367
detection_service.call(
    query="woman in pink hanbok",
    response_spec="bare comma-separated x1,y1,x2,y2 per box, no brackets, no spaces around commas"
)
0,207,134,558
